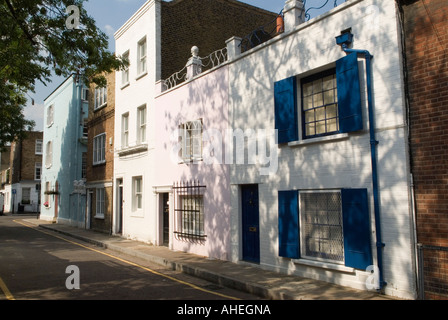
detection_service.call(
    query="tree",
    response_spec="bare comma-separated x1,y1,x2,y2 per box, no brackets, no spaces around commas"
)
0,0,128,150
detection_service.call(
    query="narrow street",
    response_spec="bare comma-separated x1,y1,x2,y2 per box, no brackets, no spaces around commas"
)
0,214,260,301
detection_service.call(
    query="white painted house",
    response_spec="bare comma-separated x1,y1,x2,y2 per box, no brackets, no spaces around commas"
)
113,0,159,241
226,0,417,299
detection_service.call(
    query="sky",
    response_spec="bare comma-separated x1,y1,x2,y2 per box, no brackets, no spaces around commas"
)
24,0,339,131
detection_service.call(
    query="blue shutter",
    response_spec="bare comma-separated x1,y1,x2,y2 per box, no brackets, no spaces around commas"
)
342,188,373,270
278,190,299,259
336,53,363,133
274,77,298,143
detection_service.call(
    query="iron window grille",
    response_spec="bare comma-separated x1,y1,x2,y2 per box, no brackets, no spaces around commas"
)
299,190,344,263
301,69,339,139
173,180,206,241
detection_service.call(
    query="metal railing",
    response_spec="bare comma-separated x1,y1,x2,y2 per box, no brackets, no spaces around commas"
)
162,47,228,91
304,0,347,20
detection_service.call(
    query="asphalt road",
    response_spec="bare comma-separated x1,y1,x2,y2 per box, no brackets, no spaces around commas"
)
0,215,261,301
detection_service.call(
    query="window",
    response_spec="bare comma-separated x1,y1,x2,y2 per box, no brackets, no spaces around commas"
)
173,180,206,240
122,51,130,85
122,113,129,148
22,188,31,204
45,141,53,168
274,53,363,143
137,105,147,144
35,139,43,155
93,133,106,165
299,191,344,263
137,37,147,76
44,181,51,205
96,188,105,218
82,87,89,101
81,153,87,179
133,176,143,210
302,70,339,138
94,87,107,110
35,163,42,180
180,119,202,162
181,195,204,236
278,189,373,270
47,104,54,126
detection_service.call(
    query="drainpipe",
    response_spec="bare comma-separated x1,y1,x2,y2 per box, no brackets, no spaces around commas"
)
336,32,386,290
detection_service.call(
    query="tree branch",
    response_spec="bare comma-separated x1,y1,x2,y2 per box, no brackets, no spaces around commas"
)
4,0,37,45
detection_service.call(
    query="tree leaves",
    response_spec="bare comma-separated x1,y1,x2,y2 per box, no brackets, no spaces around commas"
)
0,0,128,147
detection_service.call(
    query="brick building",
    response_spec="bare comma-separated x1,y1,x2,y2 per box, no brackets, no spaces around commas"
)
160,0,279,80
0,131,43,213
398,0,448,299
86,71,116,234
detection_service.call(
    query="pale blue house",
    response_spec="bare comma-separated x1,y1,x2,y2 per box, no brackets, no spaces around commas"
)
40,74,89,227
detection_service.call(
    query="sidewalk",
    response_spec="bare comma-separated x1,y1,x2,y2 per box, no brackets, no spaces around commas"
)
24,218,395,300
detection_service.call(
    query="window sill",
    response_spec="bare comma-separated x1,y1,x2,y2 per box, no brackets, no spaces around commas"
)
94,214,105,219
292,258,355,273
117,143,148,156
120,82,130,90
94,104,107,112
135,71,147,81
288,133,349,147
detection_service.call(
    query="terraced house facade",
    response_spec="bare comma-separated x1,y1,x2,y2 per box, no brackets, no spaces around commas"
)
39,0,448,299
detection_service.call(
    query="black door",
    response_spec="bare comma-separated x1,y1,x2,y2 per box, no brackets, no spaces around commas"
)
241,185,260,263
162,193,169,246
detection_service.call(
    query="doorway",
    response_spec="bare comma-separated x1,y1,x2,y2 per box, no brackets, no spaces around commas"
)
116,179,123,235
241,185,260,263
162,193,170,246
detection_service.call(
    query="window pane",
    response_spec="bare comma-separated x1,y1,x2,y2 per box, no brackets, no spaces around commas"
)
305,123,315,136
323,89,335,104
302,82,313,97
313,93,323,107
322,75,334,90
303,95,313,110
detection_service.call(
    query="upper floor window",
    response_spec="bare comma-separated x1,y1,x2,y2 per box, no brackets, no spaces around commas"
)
179,119,202,162
35,162,42,180
122,113,129,148
122,51,130,86
47,104,54,127
302,70,338,138
137,105,147,144
137,37,147,76
35,139,43,155
45,141,53,168
82,87,89,101
94,87,107,110
274,53,363,144
93,133,106,165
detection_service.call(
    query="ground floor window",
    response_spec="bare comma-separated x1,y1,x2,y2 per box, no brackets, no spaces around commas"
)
279,188,373,270
96,188,105,218
173,180,206,240
299,191,344,263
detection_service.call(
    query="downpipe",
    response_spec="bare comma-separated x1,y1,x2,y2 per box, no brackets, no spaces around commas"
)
338,39,386,291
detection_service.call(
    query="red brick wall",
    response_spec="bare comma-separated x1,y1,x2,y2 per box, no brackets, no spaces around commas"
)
161,0,278,80
400,0,448,299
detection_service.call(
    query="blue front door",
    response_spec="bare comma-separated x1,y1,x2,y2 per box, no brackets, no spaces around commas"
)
242,185,260,263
